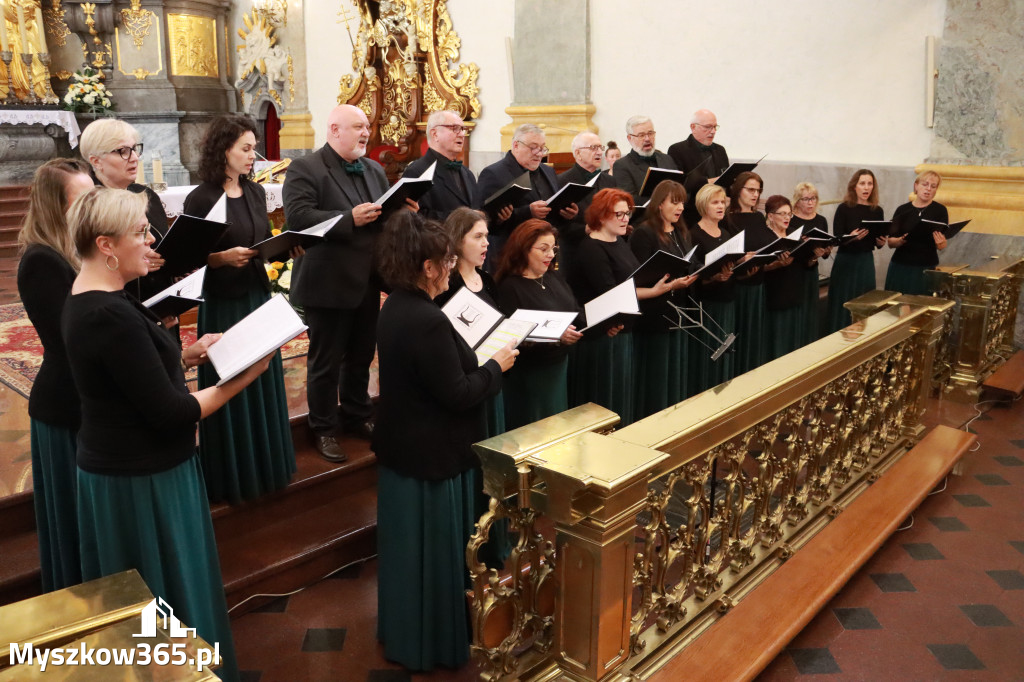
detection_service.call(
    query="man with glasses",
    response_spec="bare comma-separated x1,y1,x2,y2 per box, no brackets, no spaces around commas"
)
613,115,678,205
668,109,730,184
478,123,578,266
557,131,618,277
402,110,479,221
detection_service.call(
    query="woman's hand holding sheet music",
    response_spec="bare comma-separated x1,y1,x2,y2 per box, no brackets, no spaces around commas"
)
559,325,583,346
491,341,520,372
211,246,258,268
637,273,673,300
933,231,948,250
182,333,222,369
671,274,698,291
850,227,869,242
146,249,165,272
710,262,734,283
606,324,625,338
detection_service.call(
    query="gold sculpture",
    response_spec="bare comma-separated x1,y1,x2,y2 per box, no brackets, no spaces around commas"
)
43,0,70,48
167,13,217,77
0,0,49,100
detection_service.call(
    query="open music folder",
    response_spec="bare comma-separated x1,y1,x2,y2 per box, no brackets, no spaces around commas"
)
206,294,307,386
375,161,437,215
142,266,206,319
155,214,230,277
251,214,344,262
629,246,698,288
579,278,641,331
545,172,599,213
440,287,537,365
483,171,531,211
921,218,972,240
638,167,687,197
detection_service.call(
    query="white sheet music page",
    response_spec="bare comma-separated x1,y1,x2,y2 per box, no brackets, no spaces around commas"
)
205,193,227,222
299,213,345,237
206,294,307,386
142,266,206,307
474,319,536,366
509,309,577,340
581,278,640,331
439,286,504,349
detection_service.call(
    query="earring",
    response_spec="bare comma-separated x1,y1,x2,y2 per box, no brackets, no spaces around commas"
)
105,254,119,271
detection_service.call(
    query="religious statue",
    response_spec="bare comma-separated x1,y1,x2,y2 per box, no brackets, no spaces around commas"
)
0,0,50,101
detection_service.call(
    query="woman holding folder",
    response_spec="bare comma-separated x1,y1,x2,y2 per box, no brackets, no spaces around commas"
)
630,180,698,416
495,219,583,430
885,171,948,296
183,114,296,503
727,171,773,374
826,169,885,332
372,211,517,670
762,196,811,360
791,183,831,343
63,188,274,682
568,188,674,426
16,158,94,592
690,183,739,393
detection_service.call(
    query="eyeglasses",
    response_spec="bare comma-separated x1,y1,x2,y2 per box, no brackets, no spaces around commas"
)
917,183,939,190
798,196,818,203
578,144,605,152
438,124,470,134
532,244,559,255
109,143,144,160
516,142,549,155
613,210,632,220
628,131,656,140
742,186,761,193
133,224,153,237
770,211,793,219
694,123,721,131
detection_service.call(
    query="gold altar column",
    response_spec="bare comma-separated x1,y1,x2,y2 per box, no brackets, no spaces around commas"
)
531,433,668,681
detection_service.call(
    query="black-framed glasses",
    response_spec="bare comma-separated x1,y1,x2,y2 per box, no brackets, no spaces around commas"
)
109,143,144,160
517,141,550,155
614,210,632,220
438,124,471,134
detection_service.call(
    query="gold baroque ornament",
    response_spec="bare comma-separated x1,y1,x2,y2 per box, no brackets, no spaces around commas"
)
120,0,154,50
44,0,72,48
167,13,218,77
54,69,73,79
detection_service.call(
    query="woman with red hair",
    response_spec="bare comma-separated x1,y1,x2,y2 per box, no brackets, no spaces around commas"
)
568,188,680,426
495,219,583,429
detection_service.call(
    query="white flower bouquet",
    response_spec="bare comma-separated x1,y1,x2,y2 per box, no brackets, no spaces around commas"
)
61,68,115,115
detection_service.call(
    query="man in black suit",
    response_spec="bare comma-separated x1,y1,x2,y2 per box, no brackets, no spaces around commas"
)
282,104,392,462
477,123,578,267
667,109,731,226
557,131,617,278
402,110,478,221
613,115,678,206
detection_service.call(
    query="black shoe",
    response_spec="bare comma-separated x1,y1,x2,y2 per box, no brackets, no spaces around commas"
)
314,435,347,463
344,419,375,440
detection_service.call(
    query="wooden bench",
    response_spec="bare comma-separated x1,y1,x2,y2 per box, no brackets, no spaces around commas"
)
649,425,976,682
982,350,1024,400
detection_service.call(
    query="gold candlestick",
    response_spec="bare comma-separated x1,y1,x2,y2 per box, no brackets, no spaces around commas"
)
0,51,16,105
20,51,38,104
36,51,58,104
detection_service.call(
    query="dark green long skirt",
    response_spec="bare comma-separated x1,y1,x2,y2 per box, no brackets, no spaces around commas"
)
198,289,296,503
77,456,239,682
484,393,505,438
502,358,568,431
826,251,876,333
885,260,930,296
30,420,81,592
691,300,737,394
377,464,475,671
634,329,687,420
570,332,635,426
734,282,767,375
800,266,822,346
766,306,805,361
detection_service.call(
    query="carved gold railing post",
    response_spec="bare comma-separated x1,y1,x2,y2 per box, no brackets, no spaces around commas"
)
532,433,668,681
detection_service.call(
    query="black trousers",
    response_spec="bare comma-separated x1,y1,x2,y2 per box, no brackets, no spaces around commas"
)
303,288,379,436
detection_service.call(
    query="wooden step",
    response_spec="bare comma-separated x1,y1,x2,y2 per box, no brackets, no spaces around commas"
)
649,425,976,682
982,350,1024,399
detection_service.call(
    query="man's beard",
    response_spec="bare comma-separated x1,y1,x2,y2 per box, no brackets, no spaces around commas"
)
636,148,654,158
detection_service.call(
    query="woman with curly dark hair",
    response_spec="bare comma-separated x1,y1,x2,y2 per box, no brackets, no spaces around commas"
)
372,210,517,670
183,113,297,503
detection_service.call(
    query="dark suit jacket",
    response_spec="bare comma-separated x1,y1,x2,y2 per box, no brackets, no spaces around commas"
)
403,147,479,221
372,287,501,480
477,151,560,237
612,149,677,205
283,145,390,309
556,164,617,278
182,180,271,298
667,135,730,178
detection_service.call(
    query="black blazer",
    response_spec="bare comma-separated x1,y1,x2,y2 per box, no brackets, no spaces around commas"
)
282,145,390,309
403,147,479,221
613,149,677,206
372,287,502,480
667,135,730,178
477,151,560,236
182,180,271,298
557,163,617,255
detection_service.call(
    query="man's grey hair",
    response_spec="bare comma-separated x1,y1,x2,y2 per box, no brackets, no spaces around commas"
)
513,123,545,143
571,131,599,152
625,115,652,136
426,110,460,135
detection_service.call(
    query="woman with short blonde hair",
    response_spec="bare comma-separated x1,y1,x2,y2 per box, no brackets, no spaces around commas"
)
884,171,948,295
791,182,832,344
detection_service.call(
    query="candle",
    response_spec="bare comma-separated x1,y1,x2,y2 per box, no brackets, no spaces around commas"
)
34,3,44,52
152,154,163,184
15,2,26,54
135,157,146,185
0,3,10,53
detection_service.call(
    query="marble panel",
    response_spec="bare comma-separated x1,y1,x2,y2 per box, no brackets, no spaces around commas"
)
512,0,589,105
125,115,191,186
0,126,59,184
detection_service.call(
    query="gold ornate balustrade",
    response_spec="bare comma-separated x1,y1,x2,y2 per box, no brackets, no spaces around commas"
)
469,297,952,681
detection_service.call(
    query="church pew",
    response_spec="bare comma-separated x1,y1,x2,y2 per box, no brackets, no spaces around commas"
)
981,350,1024,399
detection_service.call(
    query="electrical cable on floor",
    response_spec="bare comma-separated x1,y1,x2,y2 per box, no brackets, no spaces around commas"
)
896,514,914,532
227,554,378,613
927,476,948,496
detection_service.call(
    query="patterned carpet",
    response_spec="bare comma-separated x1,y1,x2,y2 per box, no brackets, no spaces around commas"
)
0,302,309,398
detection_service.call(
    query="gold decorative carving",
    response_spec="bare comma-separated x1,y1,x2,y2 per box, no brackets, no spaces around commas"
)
54,69,72,79
167,13,218,77
120,0,154,50
43,0,72,48
224,24,229,77
115,19,163,79
286,52,294,103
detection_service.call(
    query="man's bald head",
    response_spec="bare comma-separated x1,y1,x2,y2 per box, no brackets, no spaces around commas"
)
572,131,603,173
326,104,371,161
690,109,719,146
